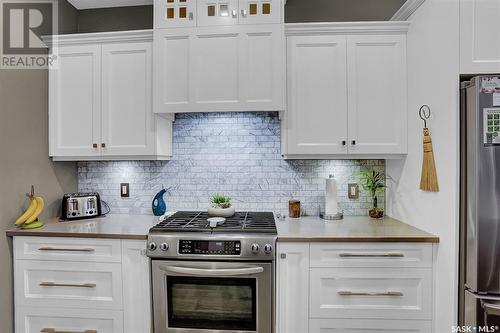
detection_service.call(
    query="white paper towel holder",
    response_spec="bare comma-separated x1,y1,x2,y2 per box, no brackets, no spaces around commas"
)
320,211,344,221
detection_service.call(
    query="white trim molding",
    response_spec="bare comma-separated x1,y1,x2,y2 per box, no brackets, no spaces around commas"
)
285,22,410,36
42,30,153,47
390,0,426,21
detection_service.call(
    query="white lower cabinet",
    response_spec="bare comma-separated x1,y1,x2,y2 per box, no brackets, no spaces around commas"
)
16,307,124,333
277,242,435,333
309,319,432,333
13,237,151,333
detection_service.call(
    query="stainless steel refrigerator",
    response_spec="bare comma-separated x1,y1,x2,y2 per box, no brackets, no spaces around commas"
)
460,75,500,326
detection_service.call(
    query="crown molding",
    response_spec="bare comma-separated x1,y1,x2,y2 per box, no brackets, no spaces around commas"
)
42,29,153,47
390,0,426,21
285,21,410,36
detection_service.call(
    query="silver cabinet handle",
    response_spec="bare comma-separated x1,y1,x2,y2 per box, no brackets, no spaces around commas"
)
232,9,237,18
338,291,403,297
40,282,96,288
338,253,404,258
38,247,95,252
160,265,264,276
41,329,97,333
241,9,247,17
188,12,193,20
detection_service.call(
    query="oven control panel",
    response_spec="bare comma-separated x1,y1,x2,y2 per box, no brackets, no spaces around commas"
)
179,240,241,255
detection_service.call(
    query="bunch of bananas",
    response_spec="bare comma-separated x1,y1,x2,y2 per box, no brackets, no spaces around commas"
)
15,187,45,229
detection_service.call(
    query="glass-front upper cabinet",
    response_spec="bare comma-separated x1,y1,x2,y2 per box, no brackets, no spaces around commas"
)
197,0,239,26
238,0,281,24
155,0,197,28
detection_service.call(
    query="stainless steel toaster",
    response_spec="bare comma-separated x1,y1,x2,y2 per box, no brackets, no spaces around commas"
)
61,192,102,220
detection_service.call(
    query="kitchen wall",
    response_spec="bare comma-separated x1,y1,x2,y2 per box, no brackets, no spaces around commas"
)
0,2,79,331
77,5,152,33
79,112,384,216
386,0,460,331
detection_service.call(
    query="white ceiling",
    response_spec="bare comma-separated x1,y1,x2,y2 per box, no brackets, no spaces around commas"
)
67,0,152,10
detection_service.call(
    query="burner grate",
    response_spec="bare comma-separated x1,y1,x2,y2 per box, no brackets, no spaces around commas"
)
150,211,276,233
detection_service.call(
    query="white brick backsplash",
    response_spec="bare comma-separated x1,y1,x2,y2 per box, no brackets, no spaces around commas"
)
78,112,385,216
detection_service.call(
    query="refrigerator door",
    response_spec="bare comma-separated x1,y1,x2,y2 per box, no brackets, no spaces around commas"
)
464,76,500,294
465,290,500,327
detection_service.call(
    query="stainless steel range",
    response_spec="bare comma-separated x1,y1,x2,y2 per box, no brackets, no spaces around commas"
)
147,211,277,333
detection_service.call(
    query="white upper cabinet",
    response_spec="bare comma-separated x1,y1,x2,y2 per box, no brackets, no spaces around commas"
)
197,0,239,26
49,44,101,157
48,31,172,161
101,42,155,156
460,0,500,74
282,22,409,158
154,24,284,113
239,0,281,24
347,35,407,155
155,0,196,28
285,35,348,155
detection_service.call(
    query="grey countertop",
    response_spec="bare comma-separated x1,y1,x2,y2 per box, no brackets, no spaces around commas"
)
6,214,439,243
276,215,439,243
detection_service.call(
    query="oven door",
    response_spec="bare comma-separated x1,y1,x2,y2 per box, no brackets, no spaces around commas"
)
152,260,273,333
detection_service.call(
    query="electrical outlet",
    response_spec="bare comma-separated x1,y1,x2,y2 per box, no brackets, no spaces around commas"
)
120,183,130,197
348,183,359,199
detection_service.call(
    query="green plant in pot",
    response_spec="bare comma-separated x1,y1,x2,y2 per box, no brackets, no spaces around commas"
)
208,193,235,217
353,168,386,219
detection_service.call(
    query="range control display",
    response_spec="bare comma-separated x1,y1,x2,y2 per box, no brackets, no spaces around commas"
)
179,240,241,255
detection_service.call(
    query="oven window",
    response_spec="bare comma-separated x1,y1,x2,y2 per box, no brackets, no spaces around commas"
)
167,276,257,331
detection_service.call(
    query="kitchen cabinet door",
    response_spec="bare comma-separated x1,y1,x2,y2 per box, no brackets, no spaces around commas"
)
239,0,282,24
191,26,243,111
122,240,152,333
284,35,348,155
197,0,239,26
101,42,155,156
49,44,101,157
155,0,196,29
276,242,310,333
460,0,500,74
239,24,284,111
347,35,407,155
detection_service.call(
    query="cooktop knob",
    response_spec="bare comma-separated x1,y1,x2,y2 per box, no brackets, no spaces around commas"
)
160,243,169,251
264,244,273,254
148,242,157,251
251,243,260,254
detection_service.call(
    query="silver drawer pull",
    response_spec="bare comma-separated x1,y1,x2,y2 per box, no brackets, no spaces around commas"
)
41,328,97,333
38,247,95,252
338,252,405,258
338,291,403,297
40,282,96,288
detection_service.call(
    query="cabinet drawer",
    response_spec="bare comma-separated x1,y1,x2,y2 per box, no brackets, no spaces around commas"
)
16,306,123,333
310,243,432,268
310,267,432,320
14,237,122,262
310,318,432,333
15,260,123,310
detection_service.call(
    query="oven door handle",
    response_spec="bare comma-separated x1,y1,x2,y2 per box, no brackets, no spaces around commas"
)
159,265,264,276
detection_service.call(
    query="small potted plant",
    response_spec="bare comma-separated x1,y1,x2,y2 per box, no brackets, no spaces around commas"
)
354,168,386,219
208,193,235,217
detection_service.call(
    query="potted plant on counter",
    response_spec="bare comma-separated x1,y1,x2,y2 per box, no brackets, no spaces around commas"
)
354,168,386,219
208,193,235,217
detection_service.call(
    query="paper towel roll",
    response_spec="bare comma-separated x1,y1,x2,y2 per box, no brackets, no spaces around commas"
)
325,174,338,215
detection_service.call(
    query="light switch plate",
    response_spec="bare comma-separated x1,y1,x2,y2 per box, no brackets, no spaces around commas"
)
120,183,130,197
348,183,359,199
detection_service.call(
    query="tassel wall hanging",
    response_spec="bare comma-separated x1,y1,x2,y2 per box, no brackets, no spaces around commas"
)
419,105,439,192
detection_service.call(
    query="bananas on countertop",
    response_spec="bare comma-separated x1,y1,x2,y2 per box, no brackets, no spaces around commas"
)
15,186,45,229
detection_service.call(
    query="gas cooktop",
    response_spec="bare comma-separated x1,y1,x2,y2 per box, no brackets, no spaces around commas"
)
150,211,277,234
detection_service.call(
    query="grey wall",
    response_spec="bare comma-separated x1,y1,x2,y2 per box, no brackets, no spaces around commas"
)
285,0,406,22
77,5,153,33
0,2,78,331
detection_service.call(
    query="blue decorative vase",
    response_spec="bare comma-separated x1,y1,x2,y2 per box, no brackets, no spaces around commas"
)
152,188,167,216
